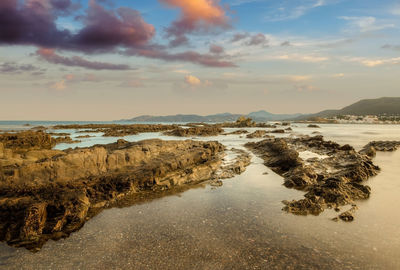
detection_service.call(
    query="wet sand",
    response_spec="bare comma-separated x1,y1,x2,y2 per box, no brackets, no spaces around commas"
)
1,124,400,269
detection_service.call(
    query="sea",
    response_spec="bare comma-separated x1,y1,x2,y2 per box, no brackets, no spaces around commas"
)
0,121,400,269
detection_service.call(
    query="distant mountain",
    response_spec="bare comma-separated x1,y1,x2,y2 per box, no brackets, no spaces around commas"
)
123,97,400,123
123,111,301,123
248,110,302,121
296,97,400,120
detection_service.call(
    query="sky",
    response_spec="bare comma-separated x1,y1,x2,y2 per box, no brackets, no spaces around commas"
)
1,0,400,120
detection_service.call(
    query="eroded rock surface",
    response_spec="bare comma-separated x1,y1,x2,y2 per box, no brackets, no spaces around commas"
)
0,139,230,251
223,129,249,135
361,141,400,152
246,136,382,219
53,124,177,137
246,130,267,138
0,131,55,151
164,126,224,137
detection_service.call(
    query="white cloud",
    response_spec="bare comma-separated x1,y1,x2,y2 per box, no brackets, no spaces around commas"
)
391,7,400,16
264,0,339,21
344,57,400,67
339,16,395,32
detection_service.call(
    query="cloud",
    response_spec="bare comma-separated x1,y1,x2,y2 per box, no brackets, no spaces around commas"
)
339,16,395,32
209,44,224,54
344,56,400,67
231,32,249,42
382,44,400,51
36,48,132,70
118,79,144,88
264,0,336,22
290,75,312,82
274,54,328,63
63,73,101,82
0,0,154,52
230,32,269,47
184,75,201,86
160,0,230,47
246,33,269,46
0,62,44,74
332,73,345,78
0,0,236,68
280,41,291,46
125,47,237,68
391,6,400,16
51,80,67,90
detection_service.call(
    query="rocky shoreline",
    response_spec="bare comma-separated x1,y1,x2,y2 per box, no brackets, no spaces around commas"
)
1,122,399,251
0,130,252,251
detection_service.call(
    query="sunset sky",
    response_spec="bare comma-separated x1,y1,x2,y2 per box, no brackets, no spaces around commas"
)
1,0,399,120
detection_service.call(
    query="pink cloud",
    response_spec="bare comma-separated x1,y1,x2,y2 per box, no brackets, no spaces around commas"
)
36,48,132,70
160,0,230,47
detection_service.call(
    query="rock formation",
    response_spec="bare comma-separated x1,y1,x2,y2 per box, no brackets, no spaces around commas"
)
0,138,240,251
164,126,224,137
246,135,383,219
246,130,268,138
53,124,177,137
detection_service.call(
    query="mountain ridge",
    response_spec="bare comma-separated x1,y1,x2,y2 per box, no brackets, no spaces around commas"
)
122,97,400,123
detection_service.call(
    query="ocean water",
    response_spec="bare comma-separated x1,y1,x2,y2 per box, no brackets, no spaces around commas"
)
0,122,400,269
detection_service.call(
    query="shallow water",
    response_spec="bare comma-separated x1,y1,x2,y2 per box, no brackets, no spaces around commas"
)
1,123,400,269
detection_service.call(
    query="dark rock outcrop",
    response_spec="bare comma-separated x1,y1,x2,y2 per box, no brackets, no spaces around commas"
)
246,130,267,138
246,136,382,219
0,139,228,251
0,131,55,151
361,141,400,152
223,129,249,135
164,126,223,137
53,124,177,137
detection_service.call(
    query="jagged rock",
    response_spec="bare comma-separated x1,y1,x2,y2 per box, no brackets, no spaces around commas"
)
246,135,382,220
0,131,55,151
0,139,229,250
270,129,285,134
361,141,400,152
246,130,267,138
53,124,177,137
223,129,249,135
164,126,223,137
217,149,251,179
308,124,320,128
359,145,376,158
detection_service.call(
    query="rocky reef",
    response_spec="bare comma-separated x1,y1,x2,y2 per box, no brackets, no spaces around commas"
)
0,135,252,251
245,135,388,221
0,131,55,151
163,126,224,137
53,124,177,137
223,129,249,135
246,130,268,138
222,117,276,128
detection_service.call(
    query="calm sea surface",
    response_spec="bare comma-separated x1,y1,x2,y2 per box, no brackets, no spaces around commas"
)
1,122,400,269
